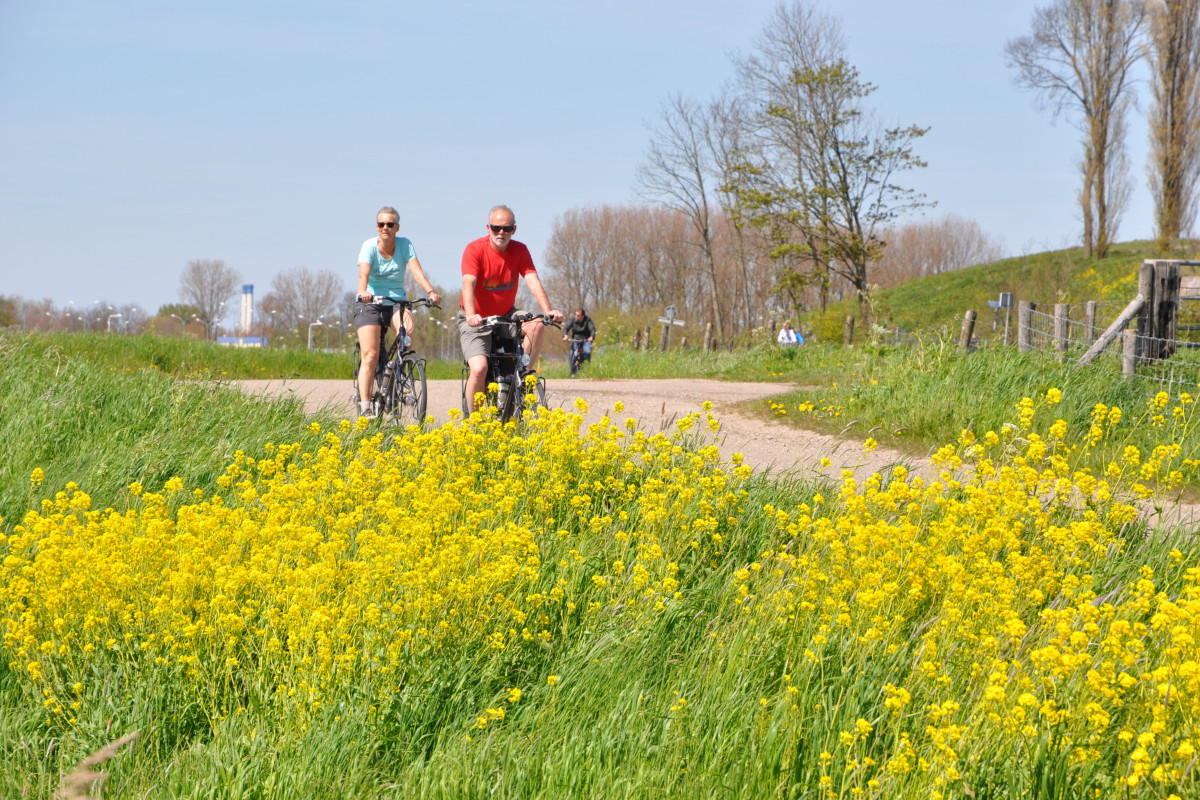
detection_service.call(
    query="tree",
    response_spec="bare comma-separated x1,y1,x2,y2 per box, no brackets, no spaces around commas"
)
1147,0,1200,248
872,215,1006,287
157,303,201,319
179,259,240,340
1005,0,1147,259
733,1,845,317
637,93,726,339
734,2,930,326
0,295,17,328
260,266,344,334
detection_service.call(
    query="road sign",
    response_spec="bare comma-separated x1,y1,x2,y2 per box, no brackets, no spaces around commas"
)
659,304,684,326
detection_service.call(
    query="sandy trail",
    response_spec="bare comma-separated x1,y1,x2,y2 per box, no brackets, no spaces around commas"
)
235,377,928,487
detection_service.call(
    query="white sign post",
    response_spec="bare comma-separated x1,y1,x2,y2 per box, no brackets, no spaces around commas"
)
657,305,685,351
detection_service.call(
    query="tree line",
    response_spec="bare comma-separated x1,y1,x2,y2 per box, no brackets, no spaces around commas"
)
539,0,1200,339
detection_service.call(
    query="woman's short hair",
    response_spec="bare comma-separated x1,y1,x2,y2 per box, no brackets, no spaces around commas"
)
377,206,400,223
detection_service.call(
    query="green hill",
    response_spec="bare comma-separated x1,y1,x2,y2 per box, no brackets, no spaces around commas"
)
808,240,1198,341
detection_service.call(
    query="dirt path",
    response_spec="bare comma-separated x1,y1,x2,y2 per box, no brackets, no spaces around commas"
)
235,377,924,485
234,376,1200,529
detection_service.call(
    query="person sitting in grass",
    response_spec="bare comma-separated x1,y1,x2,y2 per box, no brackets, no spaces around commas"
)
777,321,803,345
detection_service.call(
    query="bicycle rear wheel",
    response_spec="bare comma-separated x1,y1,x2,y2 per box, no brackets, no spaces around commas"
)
392,357,427,427
352,343,364,407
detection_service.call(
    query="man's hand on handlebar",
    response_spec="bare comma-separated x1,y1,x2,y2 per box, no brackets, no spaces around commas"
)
466,313,484,328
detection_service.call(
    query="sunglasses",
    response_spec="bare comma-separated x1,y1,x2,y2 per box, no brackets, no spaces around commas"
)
489,224,516,234
377,221,397,229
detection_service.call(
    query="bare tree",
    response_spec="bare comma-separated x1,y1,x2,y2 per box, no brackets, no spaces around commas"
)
637,93,726,339
1148,0,1200,248
1006,0,1147,259
260,266,344,334
706,89,761,330
179,259,240,339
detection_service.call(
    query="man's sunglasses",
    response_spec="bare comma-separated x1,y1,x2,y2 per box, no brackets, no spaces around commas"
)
489,224,516,234
377,221,397,229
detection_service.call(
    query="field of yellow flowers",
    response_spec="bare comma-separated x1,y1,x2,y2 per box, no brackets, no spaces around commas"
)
2,384,1199,798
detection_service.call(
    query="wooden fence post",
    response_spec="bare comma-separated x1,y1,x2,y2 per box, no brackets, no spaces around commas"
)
704,322,713,352
658,322,670,352
844,316,855,345
1138,261,1155,362
643,325,652,352
633,328,642,351
1018,301,1034,353
1085,301,1097,343
680,336,688,350
1123,327,1137,378
1156,260,1180,360
959,310,977,350
1054,303,1070,358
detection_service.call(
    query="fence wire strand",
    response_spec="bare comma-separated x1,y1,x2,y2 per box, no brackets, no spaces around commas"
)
1017,305,1200,397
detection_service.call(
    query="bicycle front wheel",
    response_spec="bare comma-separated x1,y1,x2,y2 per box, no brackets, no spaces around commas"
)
515,375,547,422
392,357,427,427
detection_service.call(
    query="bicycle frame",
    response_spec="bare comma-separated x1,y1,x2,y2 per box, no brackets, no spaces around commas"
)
353,297,436,425
567,337,588,376
462,312,557,421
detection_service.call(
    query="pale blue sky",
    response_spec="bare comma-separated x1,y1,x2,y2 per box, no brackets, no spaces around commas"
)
0,1,1147,322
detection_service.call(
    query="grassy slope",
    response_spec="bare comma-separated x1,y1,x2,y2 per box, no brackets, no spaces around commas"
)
807,240,1171,341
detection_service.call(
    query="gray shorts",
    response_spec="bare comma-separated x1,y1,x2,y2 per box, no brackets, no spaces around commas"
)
457,309,529,361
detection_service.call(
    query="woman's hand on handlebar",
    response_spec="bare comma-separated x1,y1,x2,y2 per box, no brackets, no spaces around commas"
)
357,292,374,303
426,290,441,306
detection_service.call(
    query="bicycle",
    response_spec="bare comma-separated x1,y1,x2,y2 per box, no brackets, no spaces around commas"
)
566,337,589,377
461,311,559,422
352,297,437,426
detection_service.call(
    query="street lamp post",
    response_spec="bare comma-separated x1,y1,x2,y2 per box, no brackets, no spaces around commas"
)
107,313,123,332
307,319,325,350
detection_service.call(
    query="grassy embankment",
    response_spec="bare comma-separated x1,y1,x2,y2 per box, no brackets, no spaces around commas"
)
2,333,1199,798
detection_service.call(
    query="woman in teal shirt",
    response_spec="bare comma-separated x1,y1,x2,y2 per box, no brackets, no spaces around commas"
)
354,206,440,418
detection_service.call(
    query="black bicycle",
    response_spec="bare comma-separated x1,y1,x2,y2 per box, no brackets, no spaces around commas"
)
353,297,436,426
461,312,558,422
567,337,589,377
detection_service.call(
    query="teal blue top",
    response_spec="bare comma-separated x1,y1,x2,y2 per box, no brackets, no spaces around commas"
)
359,236,418,300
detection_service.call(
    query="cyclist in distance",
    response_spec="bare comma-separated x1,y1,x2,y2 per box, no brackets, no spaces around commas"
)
458,204,562,413
354,206,441,418
562,307,596,364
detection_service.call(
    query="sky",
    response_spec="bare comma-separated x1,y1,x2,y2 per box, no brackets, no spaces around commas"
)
0,0,1152,325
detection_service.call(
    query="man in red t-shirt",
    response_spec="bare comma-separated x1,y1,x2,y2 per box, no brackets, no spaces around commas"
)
459,204,563,412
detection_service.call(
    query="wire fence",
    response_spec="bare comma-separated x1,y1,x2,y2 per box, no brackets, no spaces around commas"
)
1021,302,1200,397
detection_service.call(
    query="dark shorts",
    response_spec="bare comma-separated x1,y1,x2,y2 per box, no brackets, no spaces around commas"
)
354,300,401,330
457,309,527,361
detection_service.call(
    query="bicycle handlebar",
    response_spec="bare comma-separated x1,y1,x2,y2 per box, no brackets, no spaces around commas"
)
478,312,561,330
362,296,441,311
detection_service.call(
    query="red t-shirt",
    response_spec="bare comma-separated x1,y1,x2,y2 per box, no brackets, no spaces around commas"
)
460,236,537,317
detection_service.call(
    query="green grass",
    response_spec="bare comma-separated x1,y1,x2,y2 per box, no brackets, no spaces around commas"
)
6,331,465,381
0,336,345,524
805,240,1185,342
3,320,1199,798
